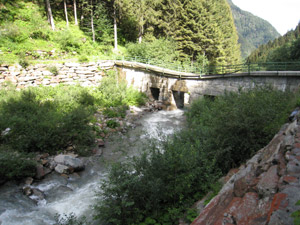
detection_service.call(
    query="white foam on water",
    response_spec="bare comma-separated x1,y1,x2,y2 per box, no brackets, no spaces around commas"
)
0,110,185,225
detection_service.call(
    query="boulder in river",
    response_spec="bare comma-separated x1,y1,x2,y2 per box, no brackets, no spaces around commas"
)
54,164,69,174
54,154,85,172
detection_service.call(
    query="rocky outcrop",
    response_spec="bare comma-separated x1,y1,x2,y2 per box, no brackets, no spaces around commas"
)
192,116,300,225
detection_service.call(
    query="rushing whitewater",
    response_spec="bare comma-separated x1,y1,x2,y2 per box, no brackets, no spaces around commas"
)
0,110,185,225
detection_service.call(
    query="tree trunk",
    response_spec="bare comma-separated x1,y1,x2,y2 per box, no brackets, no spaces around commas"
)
138,16,144,44
74,0,78,25
64,0,69,27
113,5,118,51
91,0,95,42
45,0,55,30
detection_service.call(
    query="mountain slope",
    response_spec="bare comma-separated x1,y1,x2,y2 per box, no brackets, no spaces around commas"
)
228,0,280,58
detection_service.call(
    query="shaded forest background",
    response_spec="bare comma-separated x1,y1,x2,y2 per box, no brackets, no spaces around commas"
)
0,0,299,68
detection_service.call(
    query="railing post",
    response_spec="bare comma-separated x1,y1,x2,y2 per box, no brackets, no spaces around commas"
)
248,62,251,75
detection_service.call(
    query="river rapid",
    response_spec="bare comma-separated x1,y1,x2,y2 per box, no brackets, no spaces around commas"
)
0,109,185,225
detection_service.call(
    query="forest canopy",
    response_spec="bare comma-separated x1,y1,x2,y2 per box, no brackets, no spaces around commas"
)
0,0,241,67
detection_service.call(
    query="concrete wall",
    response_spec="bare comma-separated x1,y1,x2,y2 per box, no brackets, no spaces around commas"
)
119,67,300,108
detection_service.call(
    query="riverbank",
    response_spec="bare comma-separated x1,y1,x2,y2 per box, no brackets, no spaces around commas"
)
0,103,185,225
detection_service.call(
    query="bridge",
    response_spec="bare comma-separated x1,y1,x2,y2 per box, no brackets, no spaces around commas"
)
114,60,300,109
1,59,300,110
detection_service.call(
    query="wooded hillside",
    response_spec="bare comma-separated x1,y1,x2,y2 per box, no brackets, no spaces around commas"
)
248,23,300,62
0,0,240,67
227,0,280,58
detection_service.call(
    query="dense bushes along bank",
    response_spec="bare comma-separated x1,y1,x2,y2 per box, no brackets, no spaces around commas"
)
0,70,146,182
94,86,299,225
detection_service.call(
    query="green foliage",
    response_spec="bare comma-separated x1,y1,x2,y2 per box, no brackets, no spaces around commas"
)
185,208,198,223
103,106,127,118
0,89,95,155
97,70,147,108
54,28,83,53
0,146,36,181
78,55,89,63
126,38,179,63
186,86,297,172
48,65,59,75
203,182,222,206
94,132,220,224
94,86,297,224
291,200,300,225
106,120,119,129
248,23,300,63
19,56,29,68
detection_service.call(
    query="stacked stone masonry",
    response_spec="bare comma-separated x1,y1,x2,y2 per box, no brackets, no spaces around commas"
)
0,61,115,88
192,115,300,225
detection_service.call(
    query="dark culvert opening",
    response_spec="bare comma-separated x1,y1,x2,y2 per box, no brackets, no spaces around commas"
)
150,87,160,100
172,91,185,109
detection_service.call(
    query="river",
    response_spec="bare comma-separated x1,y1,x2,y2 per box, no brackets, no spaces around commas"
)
0,109,185,225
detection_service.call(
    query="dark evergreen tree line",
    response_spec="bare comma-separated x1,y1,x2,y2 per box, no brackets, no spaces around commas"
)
40,0,240,65
248,23,300,62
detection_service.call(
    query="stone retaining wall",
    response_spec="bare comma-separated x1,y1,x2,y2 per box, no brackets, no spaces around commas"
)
0,61,114,88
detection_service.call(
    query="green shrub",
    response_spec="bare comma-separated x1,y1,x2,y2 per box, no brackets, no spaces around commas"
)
19,56,29,68
103,106,127,118
94,134,220,224
78,55,89,63
96,70,147,108
106,120,119,129
186,86,297,172
0,89,95,155
0,146,36,181
48,65,59,75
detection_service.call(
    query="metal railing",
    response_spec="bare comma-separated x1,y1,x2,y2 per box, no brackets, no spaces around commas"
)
112,56,300,75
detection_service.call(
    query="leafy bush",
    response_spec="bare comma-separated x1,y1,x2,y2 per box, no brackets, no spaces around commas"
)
126,38,179,64
0,146,36,181
78,55,89,63
103,106,127,118
94,134,220,224
48,65,59,75
106,120,119,129
0,88,95,155
96,70,147,108
186,86,297,172
19,56,29,68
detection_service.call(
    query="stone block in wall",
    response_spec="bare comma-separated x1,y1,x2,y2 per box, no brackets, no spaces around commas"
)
76,70,94,75
64,63,80,67
33,71,43,76
5,76,18,83
87,77,95,81
61,78,74,82
42,71,53,76
42,79,51,85
11,72,20,76
63,81,76,85
23,77,37,82
57,75,68,79
9,65,22,71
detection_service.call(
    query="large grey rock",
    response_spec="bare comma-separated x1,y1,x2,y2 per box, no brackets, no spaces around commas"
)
257,165,279,197
54,164,69,174
54,154,84,171
63,155,84,171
